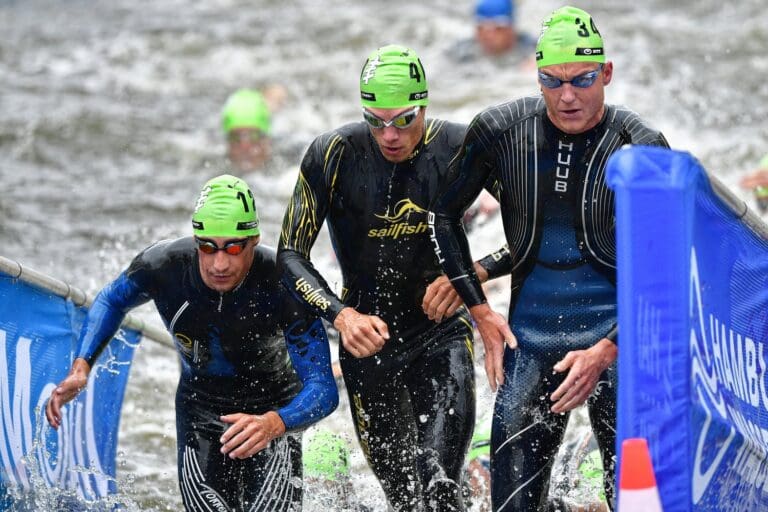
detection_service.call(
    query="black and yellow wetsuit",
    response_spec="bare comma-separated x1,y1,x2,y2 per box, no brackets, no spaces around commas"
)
78,237,338,511
278,119,475,511
430,97,669,511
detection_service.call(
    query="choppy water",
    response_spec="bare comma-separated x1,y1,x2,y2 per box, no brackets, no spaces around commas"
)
2,0,767,509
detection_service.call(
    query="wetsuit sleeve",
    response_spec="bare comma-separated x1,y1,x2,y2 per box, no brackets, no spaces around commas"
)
277,317,339,431
77,271,151,365
475,244,513,281
429,118,497,307
278,134,346,323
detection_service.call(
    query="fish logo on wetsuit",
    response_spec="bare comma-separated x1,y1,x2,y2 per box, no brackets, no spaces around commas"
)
369,198,429,239
174,332,208,365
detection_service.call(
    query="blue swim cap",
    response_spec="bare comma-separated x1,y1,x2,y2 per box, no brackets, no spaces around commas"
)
475,0,515,24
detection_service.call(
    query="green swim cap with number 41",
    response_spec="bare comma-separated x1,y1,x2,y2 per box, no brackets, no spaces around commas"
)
536,6,605,68
360,44,429,109
192,174,260,238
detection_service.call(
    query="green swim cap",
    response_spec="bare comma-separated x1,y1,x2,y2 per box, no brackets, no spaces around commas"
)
192,174,260,238
468,417,491,461
360,44,429,109
536,6,605,68
303,431,350,482
221,89,271,135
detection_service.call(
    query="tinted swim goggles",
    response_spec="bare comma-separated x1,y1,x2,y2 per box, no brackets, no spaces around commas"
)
538,64,603,89
362,106,421,129
195,237,250,255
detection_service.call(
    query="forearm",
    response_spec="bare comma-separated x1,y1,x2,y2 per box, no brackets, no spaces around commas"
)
429,211,486,307
277,249,346,323
280,318,339,431
77,277,139,364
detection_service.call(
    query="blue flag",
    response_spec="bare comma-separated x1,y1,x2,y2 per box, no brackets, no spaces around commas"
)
0,269,139,503
608,146,768,511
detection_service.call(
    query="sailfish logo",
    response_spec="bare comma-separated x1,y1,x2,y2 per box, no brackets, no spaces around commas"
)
369,198,429,240
374,199,426,223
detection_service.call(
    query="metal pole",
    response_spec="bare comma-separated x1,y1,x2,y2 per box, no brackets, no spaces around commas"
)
0,255,174,349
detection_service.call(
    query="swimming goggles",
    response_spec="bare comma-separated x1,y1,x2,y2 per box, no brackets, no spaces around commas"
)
538,64,603,89
195,237,250,256
362,106,421,129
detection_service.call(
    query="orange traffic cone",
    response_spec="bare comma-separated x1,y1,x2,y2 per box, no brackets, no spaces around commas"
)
618,438,663,512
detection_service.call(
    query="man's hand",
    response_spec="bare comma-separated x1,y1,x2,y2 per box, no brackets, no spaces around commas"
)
46,358,91,429
470,303,516,392
333,307,389,358
550,338,618,414
220,411,286,459
422,263,489,323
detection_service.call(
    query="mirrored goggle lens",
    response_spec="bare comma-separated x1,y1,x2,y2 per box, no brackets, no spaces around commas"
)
195,238,248,255
362,107,420,129
538,66,601,89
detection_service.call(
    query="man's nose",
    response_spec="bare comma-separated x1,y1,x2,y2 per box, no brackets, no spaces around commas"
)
380,125,400,141
212,251,230,271
559,83,577,102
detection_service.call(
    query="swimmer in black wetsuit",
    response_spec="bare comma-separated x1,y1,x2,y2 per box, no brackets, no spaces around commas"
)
46,174,338,511
427,7,670,511
278,45,476,511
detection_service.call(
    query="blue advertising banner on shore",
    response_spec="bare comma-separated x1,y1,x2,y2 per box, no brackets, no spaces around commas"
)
607,146,768,511
0,269,139,503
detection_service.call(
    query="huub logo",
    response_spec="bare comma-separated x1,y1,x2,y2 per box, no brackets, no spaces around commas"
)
369,199,428,239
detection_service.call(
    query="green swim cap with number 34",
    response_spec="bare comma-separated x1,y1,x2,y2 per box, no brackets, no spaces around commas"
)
536,6,605,68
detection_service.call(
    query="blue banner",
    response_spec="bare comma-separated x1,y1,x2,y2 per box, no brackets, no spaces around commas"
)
0,269,139,503
607,147,768,511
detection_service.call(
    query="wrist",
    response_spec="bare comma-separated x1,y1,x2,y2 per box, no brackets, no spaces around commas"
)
469,302,492,320
268,411,287,436
72,358,92,376
333,307,354,330
593,338,618,366
473,261,489,283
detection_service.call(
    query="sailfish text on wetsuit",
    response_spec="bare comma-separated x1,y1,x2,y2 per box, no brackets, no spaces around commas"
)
368,198,428,239
294,277,331,311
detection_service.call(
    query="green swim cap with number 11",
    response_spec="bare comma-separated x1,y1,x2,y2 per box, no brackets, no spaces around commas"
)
536,6,606,68
360,44,429,109
192,174,260,238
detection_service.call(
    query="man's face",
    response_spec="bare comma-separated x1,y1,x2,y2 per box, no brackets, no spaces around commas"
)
364,106,426,163
539,61,613,134
226,128,272,172
196,235,258,292
476,22,515,55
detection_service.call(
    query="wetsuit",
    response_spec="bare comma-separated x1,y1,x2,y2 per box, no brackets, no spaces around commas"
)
78,237,338,512
278,119,476,511
429,97,669,511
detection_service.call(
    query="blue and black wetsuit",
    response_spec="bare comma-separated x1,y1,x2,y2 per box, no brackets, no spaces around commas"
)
430,97,669,511
278,119,476,511
78,237,338,512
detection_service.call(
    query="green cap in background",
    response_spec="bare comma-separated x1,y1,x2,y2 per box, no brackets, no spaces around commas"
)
303,430,350,482
221,89,272,135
